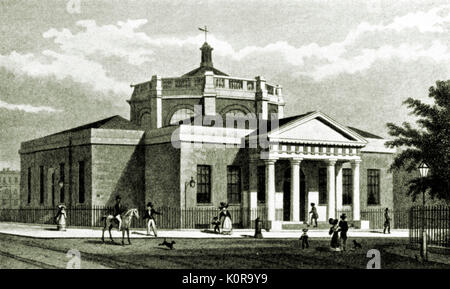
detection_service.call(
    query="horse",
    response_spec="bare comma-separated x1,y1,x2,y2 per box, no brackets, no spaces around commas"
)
101,208,139,245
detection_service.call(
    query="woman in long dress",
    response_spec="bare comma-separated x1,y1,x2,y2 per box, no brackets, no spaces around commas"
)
219,202,232,235
55,204,67,231
329,218,340,251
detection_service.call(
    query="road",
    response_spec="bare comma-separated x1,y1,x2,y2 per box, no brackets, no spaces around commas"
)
0,234,108,268
0,233,448,269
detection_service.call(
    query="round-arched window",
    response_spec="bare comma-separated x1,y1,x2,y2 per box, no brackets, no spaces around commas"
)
169,108,195,125
224,109,246,118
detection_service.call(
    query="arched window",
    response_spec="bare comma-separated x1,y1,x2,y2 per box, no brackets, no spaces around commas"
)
140,112,151,128
169,108,195,125
225,109,246,118
223,109,255,129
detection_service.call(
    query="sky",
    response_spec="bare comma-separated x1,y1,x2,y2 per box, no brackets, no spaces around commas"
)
1,0,450,169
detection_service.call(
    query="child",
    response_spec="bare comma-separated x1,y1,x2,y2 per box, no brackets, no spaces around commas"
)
299,228,309,249
211,216,221,234
309,203,318,227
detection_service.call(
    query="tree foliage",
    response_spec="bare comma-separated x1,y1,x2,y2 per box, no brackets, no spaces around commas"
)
386,80,450,201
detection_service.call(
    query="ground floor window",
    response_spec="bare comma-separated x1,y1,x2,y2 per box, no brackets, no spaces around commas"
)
227,166,241,204
318,168,327,204
197,165,211,203
342,168,353,205
39,166,44,204
367,169,380,205
27,167,31,204
257,166,265,203
78,161,85,204
59,163,65,203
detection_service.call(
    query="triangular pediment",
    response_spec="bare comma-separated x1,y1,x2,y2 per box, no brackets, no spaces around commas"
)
268,111,367,145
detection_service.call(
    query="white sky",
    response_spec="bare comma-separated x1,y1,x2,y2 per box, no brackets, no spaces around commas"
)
1,0,449,169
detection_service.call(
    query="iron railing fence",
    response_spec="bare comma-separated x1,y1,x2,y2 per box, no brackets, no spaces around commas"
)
409,205,450,248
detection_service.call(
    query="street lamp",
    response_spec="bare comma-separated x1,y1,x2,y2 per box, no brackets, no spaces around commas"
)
184,177,196,228
418,162,429,261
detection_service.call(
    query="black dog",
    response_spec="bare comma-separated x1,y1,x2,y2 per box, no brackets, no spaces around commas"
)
159,238,176,250
353,240,362,249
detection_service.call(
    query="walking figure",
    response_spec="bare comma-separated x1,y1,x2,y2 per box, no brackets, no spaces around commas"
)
299,228,309,249
143,202,160,237
219,202,233,235
55,204,67,231
383,208,391,234
113,195,124,231
309,203,318,227
339,213,349,251
329,218,340,251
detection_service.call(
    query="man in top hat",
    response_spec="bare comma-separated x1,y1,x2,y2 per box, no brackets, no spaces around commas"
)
338,213,349,251
113,195,124,231
143,201,160,237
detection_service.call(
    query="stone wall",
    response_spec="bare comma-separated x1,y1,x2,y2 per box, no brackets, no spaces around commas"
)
359,152,394,210
20,144,92,207
180,142,249,209
91,144,145,208
145,142,181,208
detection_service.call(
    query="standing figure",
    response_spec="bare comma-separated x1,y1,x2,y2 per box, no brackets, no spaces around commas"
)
219,202,232,235
211,216,221,234
55,204,67,231
143,202,160,237
329,218,340,251
299,228,309,249
338,214,349,251
309,203,319,227
383,208,391,234
113,195,124,231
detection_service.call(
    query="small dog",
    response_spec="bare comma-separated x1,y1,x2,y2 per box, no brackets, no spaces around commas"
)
352,240,362,249
159,238,176,250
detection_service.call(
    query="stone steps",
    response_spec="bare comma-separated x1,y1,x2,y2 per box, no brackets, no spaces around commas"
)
281,222,330,230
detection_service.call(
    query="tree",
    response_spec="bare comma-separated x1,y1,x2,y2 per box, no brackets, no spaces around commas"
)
386,80,450,201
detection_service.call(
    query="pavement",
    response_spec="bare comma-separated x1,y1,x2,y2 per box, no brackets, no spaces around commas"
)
0,222,409,239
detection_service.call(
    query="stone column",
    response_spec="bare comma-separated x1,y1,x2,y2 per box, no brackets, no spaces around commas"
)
265,159,276,222
335,163,343,212
203,71,217,116
256,76,268,120
151,75,162,129
290,158,302,222
327,159,337,219
352,159,361,221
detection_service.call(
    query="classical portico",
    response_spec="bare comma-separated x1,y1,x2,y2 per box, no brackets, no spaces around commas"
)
247,111,368,230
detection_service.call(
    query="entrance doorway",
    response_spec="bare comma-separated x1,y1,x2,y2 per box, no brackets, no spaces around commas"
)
283,168,306,221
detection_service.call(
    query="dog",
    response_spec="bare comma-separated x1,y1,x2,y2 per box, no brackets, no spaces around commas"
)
159,238,176,250
352,240,362,249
